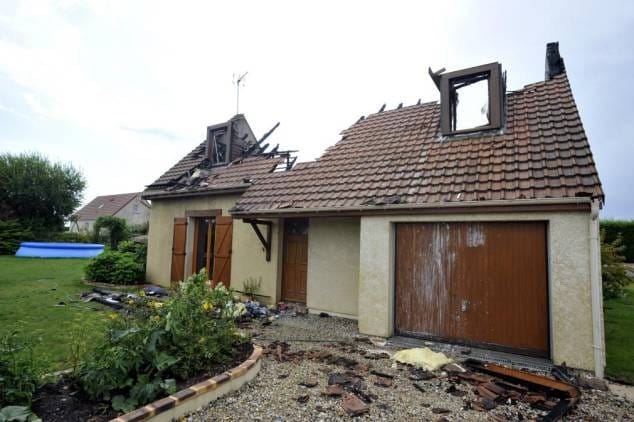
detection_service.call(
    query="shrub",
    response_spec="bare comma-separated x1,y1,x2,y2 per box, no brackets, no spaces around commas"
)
45,231,92,244
129,222,149,236
85,251,144,285
602,230,632,299
92,216,130,249
242,277,262,298
601,220,634,263
0,221,32,255
117,240,147,263
0,333,47,407
76,270,242,412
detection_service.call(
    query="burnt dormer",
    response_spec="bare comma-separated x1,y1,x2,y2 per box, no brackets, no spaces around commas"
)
206,122,231,165
430,62,505,136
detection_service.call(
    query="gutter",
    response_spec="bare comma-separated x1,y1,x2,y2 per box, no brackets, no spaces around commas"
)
589,199,605,377
141,186,249,201
231,197,593,218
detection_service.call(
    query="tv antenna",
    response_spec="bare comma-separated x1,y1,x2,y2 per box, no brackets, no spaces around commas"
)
234,71,248,114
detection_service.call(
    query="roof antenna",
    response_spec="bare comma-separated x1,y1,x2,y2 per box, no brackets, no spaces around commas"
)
233,71,248,115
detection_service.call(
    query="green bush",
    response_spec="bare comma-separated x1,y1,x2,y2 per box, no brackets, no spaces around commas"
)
0,221,32,255
44,231,92,244
602,230,632,299
129,222,149,236
117,240,147,263
601,220,634,263
0,333,47,407
92,216,130,249
84,251,144,285
76,270,242,412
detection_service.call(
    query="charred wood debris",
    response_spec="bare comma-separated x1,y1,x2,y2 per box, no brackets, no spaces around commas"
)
257,333,604,420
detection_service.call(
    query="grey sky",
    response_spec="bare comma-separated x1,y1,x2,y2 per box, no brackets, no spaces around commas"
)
0,0,632,218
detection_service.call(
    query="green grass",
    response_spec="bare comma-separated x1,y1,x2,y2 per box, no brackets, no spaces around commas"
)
0,256,108,370
604,283,634,384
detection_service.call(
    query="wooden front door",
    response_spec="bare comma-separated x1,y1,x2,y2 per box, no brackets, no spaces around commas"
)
395,222,549,357
170,217,188,282
192,217,214,277
282,219,309,302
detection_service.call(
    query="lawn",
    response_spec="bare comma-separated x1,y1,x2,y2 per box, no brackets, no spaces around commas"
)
604,282,634,384
0,256,107,370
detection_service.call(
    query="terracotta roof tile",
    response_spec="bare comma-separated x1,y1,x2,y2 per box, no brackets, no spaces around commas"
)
233,73,603,215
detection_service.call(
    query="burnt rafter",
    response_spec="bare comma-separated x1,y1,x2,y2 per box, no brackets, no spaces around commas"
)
244,218,273,261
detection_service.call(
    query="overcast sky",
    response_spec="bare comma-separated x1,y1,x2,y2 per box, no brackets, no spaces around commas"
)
1,0,632,218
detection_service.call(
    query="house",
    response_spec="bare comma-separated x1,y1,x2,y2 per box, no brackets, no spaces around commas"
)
143,43,605,376
71,192,151,232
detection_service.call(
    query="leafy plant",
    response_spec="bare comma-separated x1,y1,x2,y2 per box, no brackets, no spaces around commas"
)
0,221,32,255
601,220,634,262
0,406,41,422
84,251,144,285
76,269,242,412
602,230,632,299
128,222,149,236
0,333,47,407
92,216,130,249
242,277,262,298
117,240,147,264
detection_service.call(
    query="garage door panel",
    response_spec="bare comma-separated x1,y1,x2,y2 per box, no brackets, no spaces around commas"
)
395,222,549,357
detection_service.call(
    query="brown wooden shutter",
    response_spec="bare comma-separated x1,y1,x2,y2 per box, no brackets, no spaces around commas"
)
170,217,188,283
212,216,233,287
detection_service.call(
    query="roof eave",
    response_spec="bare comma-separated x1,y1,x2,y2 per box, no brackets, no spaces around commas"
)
231,197,595,219
141,185,250,201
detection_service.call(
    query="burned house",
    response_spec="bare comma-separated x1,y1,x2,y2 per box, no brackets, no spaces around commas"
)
143,43,605,376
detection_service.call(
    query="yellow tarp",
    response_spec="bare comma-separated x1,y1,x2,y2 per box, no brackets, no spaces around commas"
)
392,347,453,371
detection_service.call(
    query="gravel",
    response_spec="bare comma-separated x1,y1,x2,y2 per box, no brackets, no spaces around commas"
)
188,313,634,421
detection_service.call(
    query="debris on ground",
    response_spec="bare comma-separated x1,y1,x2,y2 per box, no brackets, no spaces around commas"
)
342,392,370,416
392,347,453,371
188,314,634,421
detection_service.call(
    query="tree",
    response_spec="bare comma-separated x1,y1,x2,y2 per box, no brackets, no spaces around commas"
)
0,152,85,232
601,230,632,299
93,216,130,249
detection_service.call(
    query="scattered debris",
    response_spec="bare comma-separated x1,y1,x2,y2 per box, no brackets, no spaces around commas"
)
298,379,318,388
409,367,436,381
321,384,344,396
412,382,425,393
318,312,330,318
374,377,393,388
342,393,370,417
431,407,451,414
296,394,309,404
143,285,168,297
392,347,453,371
370,369,394,379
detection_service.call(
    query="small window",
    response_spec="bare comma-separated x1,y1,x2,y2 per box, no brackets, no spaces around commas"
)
210,128,228,164
439,62,504,136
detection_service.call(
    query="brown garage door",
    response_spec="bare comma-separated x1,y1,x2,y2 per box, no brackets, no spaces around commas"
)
395,222,549,357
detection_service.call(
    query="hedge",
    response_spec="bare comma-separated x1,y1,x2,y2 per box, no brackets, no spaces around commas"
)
601,220,634,263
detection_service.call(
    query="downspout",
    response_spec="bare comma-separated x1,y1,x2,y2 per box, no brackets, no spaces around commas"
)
589,199,605,377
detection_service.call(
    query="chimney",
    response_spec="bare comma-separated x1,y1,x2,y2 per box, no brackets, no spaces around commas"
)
545,42,565,80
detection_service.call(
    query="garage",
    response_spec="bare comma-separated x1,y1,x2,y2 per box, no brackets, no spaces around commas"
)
395,222,549,357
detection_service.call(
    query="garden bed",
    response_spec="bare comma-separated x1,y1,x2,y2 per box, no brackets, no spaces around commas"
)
32,342,253,422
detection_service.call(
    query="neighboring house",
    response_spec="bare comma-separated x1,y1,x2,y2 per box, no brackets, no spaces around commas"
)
144,44,605,376
71,192,151,232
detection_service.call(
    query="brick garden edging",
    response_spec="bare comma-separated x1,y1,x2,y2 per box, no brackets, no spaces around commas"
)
110,344,263,422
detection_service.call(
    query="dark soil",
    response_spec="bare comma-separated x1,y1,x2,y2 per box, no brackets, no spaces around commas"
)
32,342,253,422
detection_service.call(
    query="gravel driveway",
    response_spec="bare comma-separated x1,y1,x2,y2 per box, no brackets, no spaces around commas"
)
188,314,634,421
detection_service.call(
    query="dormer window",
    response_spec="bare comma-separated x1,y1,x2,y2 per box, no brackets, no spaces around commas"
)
206,123,231,165
434,62,505,136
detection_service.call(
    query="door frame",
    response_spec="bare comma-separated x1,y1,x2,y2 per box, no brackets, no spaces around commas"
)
183,209,222,277
391,220,552,359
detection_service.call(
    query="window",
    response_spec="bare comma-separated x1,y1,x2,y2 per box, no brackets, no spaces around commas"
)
438,62,504,136
206,124,230,165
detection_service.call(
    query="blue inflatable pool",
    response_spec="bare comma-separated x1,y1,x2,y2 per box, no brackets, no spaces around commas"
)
15,242,105,258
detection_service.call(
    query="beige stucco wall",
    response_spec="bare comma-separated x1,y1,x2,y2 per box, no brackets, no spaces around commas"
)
306,218,360,318
145,195,281,303
358,211,597,371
